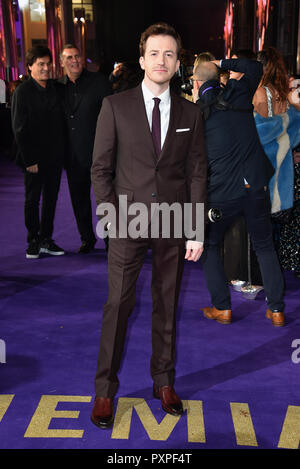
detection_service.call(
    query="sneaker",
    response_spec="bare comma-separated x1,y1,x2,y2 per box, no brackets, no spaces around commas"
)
26,239,40,259
39,239,65,256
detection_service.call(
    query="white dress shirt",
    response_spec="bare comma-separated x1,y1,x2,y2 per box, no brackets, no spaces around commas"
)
141,80,170,150
141,80,203,253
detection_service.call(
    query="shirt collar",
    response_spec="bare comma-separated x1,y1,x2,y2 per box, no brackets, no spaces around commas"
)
66,67,87,85
30,76,51,91
142,80,170,106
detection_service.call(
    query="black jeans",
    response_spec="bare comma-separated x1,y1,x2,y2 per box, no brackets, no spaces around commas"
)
66,159,96,243
201,187,285,312
24,164,62,243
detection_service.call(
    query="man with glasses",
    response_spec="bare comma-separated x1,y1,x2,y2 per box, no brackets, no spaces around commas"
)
60,45,111,253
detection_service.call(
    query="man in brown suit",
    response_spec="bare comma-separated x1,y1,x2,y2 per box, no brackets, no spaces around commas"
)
90,23,207,428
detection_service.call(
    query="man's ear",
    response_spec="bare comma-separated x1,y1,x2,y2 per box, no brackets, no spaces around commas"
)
59,55,65,68
195,79,201,93
139,56,145,70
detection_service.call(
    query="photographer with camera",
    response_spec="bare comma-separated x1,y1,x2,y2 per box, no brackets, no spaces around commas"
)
191,58,285,327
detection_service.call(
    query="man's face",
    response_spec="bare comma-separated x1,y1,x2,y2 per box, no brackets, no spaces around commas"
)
229,70,244,80
60,48,83,79
139,34,180,87
28,56,51,84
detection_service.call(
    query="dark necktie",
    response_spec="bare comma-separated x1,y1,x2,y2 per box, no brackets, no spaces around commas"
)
151,97,161,157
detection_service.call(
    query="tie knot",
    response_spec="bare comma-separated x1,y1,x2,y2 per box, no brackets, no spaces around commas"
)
153,97,161,106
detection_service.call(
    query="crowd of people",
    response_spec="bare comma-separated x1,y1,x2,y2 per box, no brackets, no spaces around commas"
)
9,44,111,258
3,22,300,428
4,40,299,276
209,46,300,293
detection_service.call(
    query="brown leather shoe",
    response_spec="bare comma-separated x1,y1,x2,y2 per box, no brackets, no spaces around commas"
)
202,306,232,324
266,308,285,327
153,384,184,416
91,397,114,428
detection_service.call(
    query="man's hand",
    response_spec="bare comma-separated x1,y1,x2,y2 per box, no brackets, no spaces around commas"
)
185,240,204,262
112,63,122,77
26,164,38,173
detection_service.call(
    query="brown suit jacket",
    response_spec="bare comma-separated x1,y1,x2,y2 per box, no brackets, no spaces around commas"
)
91,84,207,242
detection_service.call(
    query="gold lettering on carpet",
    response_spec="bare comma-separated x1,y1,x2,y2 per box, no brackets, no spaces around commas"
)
111,398,205,442
185,400,206,443
24,395,92,438
111,398,180,440
278,405,300,449
230,403,258,446
0,395,14,422
0,394,297,447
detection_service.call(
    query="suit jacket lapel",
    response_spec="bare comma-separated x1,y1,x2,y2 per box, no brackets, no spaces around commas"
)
131,85,158,163
60,75,71,114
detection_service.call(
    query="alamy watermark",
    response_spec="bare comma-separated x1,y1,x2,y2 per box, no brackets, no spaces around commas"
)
0,339,6,364
95,196,205,242
291,339,300,364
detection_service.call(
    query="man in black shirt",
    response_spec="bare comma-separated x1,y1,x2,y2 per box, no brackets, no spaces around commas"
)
11,46,65,259
60,45,111,253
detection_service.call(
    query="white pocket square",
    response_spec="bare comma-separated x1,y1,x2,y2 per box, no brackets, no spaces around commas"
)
176,128,190,132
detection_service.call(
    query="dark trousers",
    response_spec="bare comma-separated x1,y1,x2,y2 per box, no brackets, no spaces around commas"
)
201,187,285,312
66,160,96,243
24,165,62,243
94,237,185,398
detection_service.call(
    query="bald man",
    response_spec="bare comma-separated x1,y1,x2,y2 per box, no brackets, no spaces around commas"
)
192,57,285,327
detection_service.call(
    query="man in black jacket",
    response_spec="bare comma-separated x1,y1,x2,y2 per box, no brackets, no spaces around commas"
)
11,46,65,259
192,58,285,327
60,45,111,253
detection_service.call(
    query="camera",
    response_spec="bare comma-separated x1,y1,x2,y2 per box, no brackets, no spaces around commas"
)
176,64,193,95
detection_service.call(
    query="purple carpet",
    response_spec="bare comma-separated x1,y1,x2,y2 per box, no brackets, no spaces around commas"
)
0,155,300,450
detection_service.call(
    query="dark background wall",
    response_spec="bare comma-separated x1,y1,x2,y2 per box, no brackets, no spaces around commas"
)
265,0,299,73
229,0,299,74
94,0,226,71
93,0,299,75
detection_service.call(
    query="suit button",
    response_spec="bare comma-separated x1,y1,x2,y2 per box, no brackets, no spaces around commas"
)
155,167,159,172
151,193,156,197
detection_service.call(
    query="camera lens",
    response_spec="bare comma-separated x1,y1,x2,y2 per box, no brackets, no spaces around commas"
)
209,208,222,222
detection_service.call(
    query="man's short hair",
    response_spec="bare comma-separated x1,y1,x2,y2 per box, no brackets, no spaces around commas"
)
26,45,52,67
60,44,80,58
61,44,80,52
139,22,182,58
194,51,216,69
194,62,220,83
